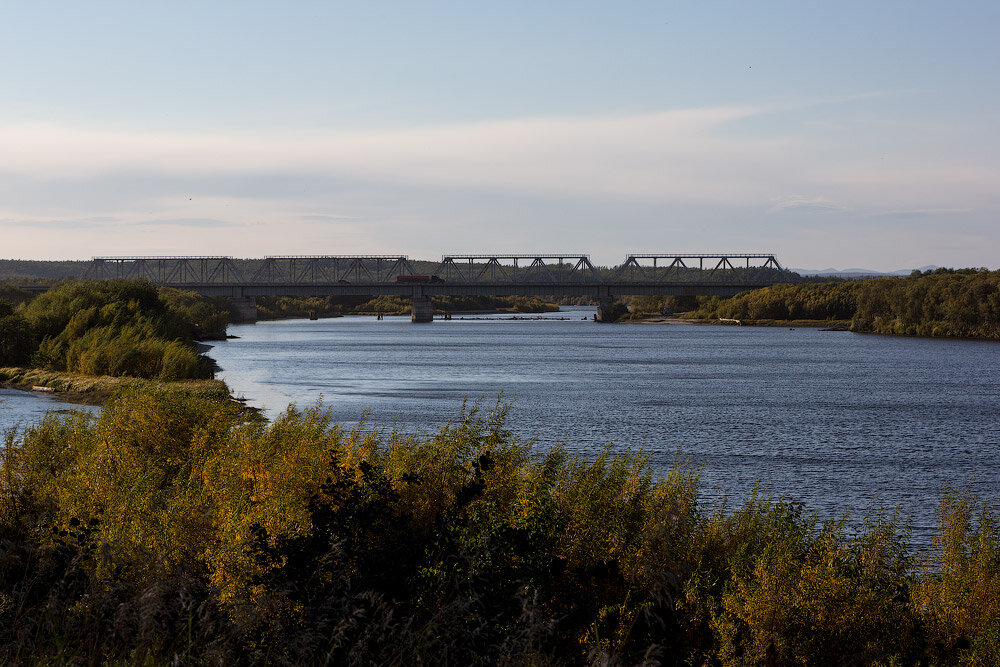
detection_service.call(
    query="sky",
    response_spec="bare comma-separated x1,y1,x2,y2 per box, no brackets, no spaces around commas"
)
1,1,998,271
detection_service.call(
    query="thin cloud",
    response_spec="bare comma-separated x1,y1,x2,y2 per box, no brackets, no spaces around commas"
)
869,208,971,219
0,216,121,229
0,105,777,205
301,214,362,223
0,103,995,215
140,218,241,228
768,196,848,214
1,99,998,266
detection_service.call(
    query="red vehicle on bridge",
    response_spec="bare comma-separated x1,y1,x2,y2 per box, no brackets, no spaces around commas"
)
396,275,443,283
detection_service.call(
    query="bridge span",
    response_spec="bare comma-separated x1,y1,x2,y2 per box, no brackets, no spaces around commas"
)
83,253,791,322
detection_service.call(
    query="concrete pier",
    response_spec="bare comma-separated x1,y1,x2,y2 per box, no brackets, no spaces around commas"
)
596,298,616,323
230,297,258,323
411,296,434,323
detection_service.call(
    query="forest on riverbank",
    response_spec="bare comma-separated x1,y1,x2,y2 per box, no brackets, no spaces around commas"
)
631,268,1000,339
2,390,998,665
255,294,559,319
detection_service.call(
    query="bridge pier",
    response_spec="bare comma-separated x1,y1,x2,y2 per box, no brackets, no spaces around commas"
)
229,297,258,323
596,298,613,322
596,297,628,323
411,296,434,323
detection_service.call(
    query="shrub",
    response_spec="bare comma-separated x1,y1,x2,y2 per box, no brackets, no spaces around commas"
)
2,392,999,663
21,280,215,379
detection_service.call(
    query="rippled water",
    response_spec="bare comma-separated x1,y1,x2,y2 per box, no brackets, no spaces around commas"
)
207,308,1000,544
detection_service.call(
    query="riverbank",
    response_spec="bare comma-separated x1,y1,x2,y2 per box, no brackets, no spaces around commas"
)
685,269,1000,340
705,317,852,329
0,366,231,406
623,314,853,329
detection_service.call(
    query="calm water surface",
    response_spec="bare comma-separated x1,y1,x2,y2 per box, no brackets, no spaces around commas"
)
0,388,98,432
209,308,1000,544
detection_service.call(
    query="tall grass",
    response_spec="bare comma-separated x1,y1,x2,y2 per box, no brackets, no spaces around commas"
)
18,280,216,379
1,391,998,664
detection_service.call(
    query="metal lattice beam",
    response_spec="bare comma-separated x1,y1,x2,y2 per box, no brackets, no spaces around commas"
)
82,253,791,290
613,254,786,284
86,257,242,283
434,255,601,284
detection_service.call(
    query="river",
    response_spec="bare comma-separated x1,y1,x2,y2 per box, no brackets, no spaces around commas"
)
3,308,998,545
204,308,1000,545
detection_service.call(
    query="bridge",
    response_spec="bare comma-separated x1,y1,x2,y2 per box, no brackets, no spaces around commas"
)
82,253,791,322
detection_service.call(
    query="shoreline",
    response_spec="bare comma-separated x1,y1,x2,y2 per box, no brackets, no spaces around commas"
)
0,367,231,408
623,315,853,329
9,315,988,412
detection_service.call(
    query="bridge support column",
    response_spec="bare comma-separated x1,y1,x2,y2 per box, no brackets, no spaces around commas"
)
596,297,626,323
230,297,258,323
411,296,434,323
596,298,613,322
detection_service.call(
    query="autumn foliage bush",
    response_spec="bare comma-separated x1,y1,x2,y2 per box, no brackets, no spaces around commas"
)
7,279,220,379
2,391,999,664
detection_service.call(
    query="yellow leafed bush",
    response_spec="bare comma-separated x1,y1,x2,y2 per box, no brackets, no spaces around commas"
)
2,389,1000,664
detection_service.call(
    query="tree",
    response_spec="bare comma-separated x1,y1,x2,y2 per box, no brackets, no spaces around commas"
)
0,311,35,366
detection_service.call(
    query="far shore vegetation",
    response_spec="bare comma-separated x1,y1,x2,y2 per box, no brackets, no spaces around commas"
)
624,267,1000,339
255,294,559,320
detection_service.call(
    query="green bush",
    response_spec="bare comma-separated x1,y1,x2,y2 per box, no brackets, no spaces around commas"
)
158,287,231,337
21,280,215,379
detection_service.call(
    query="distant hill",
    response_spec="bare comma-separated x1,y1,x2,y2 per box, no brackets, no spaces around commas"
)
0,260,90,281
790,265,942,278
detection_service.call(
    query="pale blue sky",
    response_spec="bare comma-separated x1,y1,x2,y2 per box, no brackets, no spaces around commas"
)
1,1,998,269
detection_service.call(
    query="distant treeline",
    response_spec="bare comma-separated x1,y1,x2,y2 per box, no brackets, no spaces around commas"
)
632,269,1000,338
0,259,89,281
0,280,227,379
352,294,560,316
256,294,559,319
2,390,998,664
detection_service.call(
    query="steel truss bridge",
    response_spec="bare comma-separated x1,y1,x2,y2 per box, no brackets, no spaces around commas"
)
83,253,790,321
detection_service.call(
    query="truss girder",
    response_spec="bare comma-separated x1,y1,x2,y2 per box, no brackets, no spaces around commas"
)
614,254,785,285
434,255,602,284
85,253,788,287
87,257,244,284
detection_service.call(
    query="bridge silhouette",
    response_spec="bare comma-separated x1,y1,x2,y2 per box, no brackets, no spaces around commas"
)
83,253,790,322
